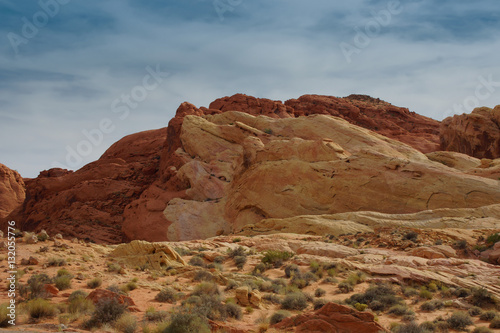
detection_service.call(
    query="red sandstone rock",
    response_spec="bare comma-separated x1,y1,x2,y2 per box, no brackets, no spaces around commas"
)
44,284,59,297
0,163,25,219
86,288,135,307
441,106,500,159
272,302,387,333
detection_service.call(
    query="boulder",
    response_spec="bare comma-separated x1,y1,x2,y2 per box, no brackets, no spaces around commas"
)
86,289,135,307
272,302,386,333
109,240,186,270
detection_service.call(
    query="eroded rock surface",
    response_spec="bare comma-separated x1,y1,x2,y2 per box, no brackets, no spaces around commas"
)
0,163,25,219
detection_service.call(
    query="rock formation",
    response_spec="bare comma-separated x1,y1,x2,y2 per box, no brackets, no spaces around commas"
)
2,94,499,244
441,106,500,159
0,163,25,219
272,302,386,333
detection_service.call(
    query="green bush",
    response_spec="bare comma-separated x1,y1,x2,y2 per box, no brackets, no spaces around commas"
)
85,298,127,328
188,256,205,267
404,231,418,242
346,283,402,312
354,303,368,311
155,287,178,303
338,282,354,293
469,306,483,316
191,282,220,297
388,305,413,316
87,277,102,289
47,257,66,267
68,290,88,302
234,256,247,269
225,302,242,320
145,307,168,322
0,303,11,327
26,273,52,299
263,293,282,305
314,288,326,298
224,279,239,291
471,287,497,307
56,268,71,277
26,298,57,319
419,288,433,300
284,264,300,278
486,233,500,245
447,311,473,330
54,275,72,290
193,270,214,282
313,299,328,310
164,312,210,333
115,313,137,333
214,256,225,264
228,246,247,258
479,310,498,321
490,318,500,329
68,296,94,315
261,250,293,268
270,310,291,325
392,321,427,333
420,300,444,311
281,292,308,310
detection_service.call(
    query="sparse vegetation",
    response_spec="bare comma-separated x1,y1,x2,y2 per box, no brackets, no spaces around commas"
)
261,250,293,268
155,287,178,303
188,256,205,267
26,298,57,319
87,277,102,289
281,292,308,310
346,283,403,312
47,257,66,267
163,312,210,333
85,297,127,328
115,313,137,333
270,310,291,325
447,311,473,330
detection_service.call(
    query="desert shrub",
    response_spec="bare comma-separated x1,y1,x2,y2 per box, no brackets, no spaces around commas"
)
163,312,210,333
310,298,327,310
262,293,281,305
345,271,366,285
388,304,413,316
392,321,427,333
126,281,137,291
54,275,72,290
479,310,498,321
447,311,473,330
473,327,493,333
419,288,433,300
0,304,11,327
87,277,102,289
471,287,497,307
402,287,419,298
346,283,402,311
184,294,227,321
486,233,500,245
303,272,320,283
419,321,436,332
225,302,242,320
453,287,471,298
86,298,127,328
224,279,239,291
252,262,267,275
270,310,291,325
228,246,247,258
421,300,444,311
193,270,214,282
115,313,137,333
155,287,178,303
68,296,94,315
284,264,300,278
26,298,57,319
404,231,419,242
281,292,308,310
314,288,326,298
56,268,72,277
234,256,247,269
191,282,220,297
338,282,354,293
47,257,66,266
469,306,483,316
261,250,293,268
455,239,468,249
322,276,338,284
188,256,205,267
214,256,225,264
144,307,168,322
68,290,88,302
26,273,52,299
490,318,500,328
354,303,368,311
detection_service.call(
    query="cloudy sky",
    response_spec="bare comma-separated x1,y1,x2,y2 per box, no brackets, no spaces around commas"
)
1,0,499,177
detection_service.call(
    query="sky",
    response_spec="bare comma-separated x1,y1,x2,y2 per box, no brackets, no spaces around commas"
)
0,0,499,178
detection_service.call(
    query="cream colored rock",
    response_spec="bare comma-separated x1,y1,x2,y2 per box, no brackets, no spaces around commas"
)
109,240,186,270
408,247,446,259
235,286,250,306
426,151,481,172
296,242,359,259
249,290,262,308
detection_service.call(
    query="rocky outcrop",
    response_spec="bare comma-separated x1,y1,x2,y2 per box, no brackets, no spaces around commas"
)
0,163,25,219
241,204,500,237
109,240,186,270
272,302,386,333
2,128,166,243
162,111,500,240
441,106,500,159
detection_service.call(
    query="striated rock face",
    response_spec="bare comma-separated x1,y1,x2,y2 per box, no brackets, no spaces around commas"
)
210,94,441,153
0,163,25,219
272,302,386,333
441,106,500,159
